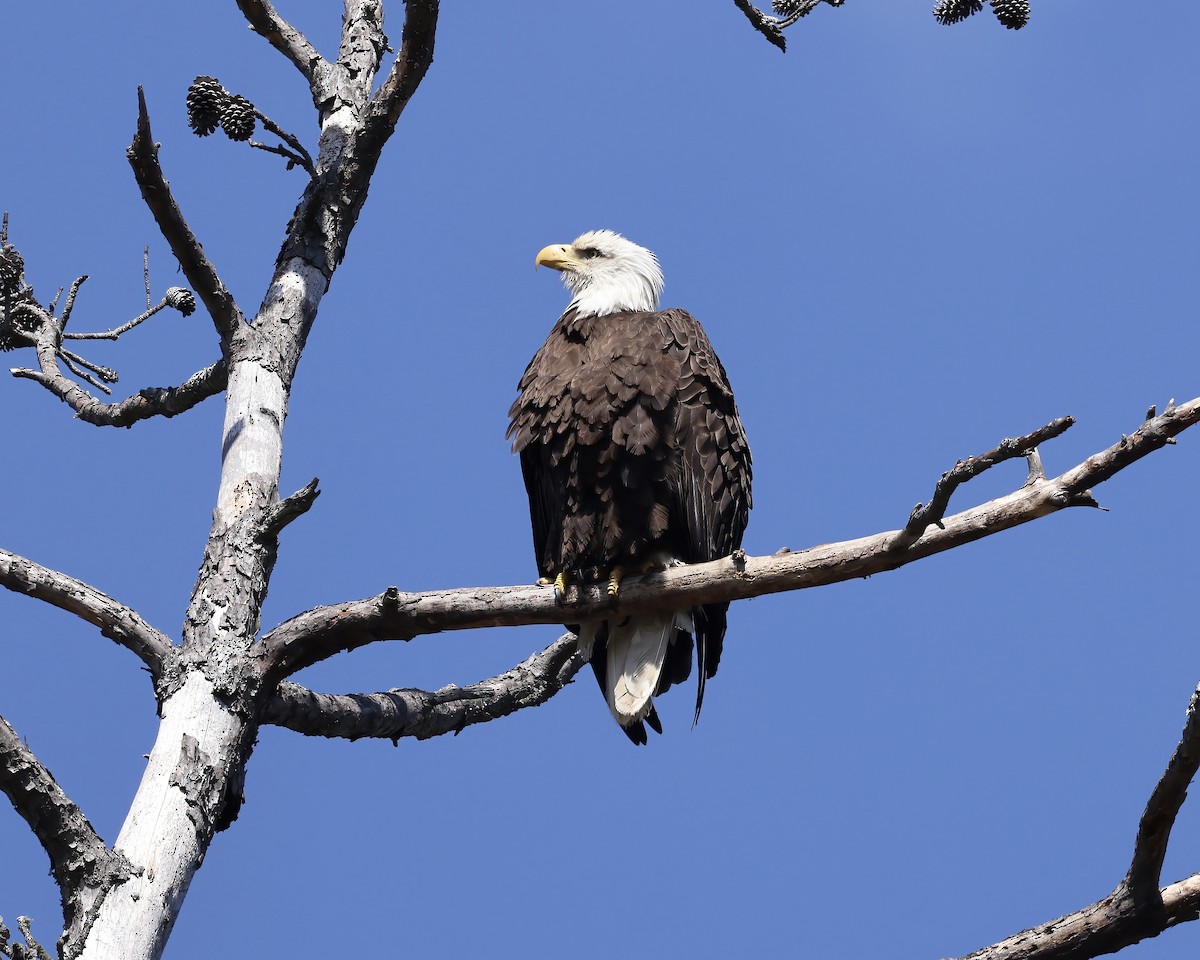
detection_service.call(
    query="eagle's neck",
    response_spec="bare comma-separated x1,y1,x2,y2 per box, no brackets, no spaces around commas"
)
565,267,662,318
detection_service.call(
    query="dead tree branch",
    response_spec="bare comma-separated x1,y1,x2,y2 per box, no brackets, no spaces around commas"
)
11,357,227,427
955,685,1200,958
897,416,1076,547
732,0,844,51
0,547,177,689
366,0,440,139
0,714,136,956
127,88,245,344
235,0,324,92
1121,683,1200,905
260,398,1200,680
262,634,585,741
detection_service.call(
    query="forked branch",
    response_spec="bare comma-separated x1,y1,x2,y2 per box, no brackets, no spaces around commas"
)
0,714,136,953
956,685,1200,958
12,357,227,428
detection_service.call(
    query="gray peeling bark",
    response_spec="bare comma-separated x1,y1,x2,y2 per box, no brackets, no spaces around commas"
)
46,4,440,959
0,716,135,957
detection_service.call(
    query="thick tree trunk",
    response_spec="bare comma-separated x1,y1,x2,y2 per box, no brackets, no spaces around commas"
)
76,674,249,960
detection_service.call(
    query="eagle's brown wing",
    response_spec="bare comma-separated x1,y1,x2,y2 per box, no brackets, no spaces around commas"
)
657,308,752,715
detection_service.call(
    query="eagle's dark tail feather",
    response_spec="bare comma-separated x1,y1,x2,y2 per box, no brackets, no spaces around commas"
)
693,603,729,726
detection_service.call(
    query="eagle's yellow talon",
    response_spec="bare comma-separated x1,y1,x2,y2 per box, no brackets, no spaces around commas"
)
606,566,624,600
553,571,571,604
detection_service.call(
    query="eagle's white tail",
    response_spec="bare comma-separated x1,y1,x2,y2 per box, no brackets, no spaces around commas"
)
604,610,692,726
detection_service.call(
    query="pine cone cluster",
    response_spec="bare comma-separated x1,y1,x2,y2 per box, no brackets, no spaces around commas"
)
0,245,39,351
165,286,197,316
186,76,258,142
933,0,1027,27
0,304,38,352
0,243,36,351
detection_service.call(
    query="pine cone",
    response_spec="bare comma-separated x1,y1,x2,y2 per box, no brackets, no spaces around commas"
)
0,294,39,352
990,0,1029,28
220,95,256,142
0,245,25,297
165,286,197,316
934,0,984,24
187,76,227,137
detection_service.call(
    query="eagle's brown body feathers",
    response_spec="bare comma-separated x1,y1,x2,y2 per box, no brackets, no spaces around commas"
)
508,302,751,742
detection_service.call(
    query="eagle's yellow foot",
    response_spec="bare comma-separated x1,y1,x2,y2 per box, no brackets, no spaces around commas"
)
537,577,553,586
553,570,571,605
606,566,625,600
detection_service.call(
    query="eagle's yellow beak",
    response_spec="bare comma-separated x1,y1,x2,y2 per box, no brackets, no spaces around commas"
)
535,244,579,271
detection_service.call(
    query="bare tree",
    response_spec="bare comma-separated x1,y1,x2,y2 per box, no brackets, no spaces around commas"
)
1,3,1196,959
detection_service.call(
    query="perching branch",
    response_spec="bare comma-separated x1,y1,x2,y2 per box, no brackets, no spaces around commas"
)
0,713,136,953
263,634,585,741
0,547,177,689
127,88,245,343
261,398,1200,680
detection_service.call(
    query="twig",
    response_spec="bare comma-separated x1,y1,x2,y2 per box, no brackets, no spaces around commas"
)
260,399,1200,677
261,478,321,538
57,352,112,394
253,110,315,176
58,348,117,383
897,416,1076,547
263,634,585,741
63,298,171,341
58,276,88,330
0,547,177,688
127,88,245,344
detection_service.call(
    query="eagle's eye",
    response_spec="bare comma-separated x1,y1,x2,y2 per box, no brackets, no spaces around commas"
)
579,248,601,260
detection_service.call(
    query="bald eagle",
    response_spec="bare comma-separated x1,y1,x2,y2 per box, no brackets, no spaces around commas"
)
508,230,752,743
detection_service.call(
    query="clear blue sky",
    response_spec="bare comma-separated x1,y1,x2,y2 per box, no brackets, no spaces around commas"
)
3,2,1199,957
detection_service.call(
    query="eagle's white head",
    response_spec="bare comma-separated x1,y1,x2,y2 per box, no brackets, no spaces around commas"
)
535,229,663,318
